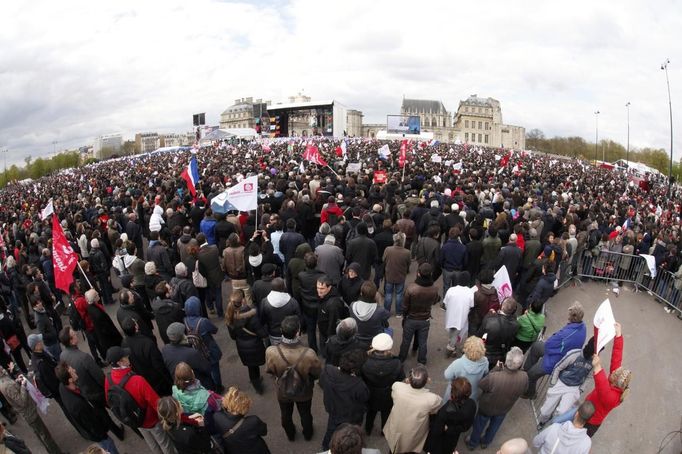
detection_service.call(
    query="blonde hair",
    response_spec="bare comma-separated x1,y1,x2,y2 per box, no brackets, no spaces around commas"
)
225,289,245,327
462,336,486,361
157,396,181,431
222,386,251,416
174,362,195,391
610,367,632,402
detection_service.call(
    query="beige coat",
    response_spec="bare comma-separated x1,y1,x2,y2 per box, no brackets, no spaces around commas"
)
383,381,441,453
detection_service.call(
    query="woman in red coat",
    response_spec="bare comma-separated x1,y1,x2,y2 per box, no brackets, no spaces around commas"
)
584,322,630,437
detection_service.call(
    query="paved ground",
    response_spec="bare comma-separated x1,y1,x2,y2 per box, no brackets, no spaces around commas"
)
7,274,682,454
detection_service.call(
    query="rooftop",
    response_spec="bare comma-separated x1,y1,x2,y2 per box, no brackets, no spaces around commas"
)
401,98,448,114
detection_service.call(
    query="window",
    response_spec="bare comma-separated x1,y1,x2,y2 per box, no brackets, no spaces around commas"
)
465,120,469,128
485,122,490,130
465,132,469,141
432,118,437,127
478,133,483,142
478,121,483,129
485,134,489,143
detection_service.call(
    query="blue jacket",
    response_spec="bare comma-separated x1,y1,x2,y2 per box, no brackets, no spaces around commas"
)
184,296,222,363
199,218,217,245
542,322,586,374
440,239,468,272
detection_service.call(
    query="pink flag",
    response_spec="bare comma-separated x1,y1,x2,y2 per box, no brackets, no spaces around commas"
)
302,145,328,167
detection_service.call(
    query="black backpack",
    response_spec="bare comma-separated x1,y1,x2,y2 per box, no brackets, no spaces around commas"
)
106,372,145,428
185,320,211,361
275,345,309,402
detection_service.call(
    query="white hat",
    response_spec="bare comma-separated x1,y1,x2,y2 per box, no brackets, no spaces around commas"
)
90,238,99,249
371,333,393,351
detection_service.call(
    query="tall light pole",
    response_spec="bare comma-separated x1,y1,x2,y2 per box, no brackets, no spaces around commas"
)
52,140,58,157
626,102,631,169
594,110,600,164
661,59,673,197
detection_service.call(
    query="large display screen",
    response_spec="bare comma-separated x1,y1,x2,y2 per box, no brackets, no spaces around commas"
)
387,115,421,135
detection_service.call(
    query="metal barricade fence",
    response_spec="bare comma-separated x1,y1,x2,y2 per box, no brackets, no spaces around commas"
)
643,268,682,315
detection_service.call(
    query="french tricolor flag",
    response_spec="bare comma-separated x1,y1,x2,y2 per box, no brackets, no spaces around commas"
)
181,156,200,197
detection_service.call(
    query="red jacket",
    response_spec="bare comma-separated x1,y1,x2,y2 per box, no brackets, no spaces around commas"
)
105,367,160,429
73,294,94,332
321,203,343,225
586,332,623,425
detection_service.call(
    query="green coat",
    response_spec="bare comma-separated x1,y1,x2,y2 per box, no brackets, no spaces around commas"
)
515,310,545,342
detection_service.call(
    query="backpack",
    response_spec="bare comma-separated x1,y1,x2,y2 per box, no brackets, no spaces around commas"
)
185,319,211,361
67,298,85,332
275,345,309,402
106,372,145,428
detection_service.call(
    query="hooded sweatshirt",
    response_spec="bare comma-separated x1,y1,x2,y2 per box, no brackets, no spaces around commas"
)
532,421,591,454
350,300,389,344
260,291,301,337
172,381,210,415
442,355,489,403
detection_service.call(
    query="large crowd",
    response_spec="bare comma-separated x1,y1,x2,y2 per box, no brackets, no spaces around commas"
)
0,136,675,454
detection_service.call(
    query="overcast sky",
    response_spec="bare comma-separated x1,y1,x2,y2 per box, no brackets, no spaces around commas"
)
0,0,680,166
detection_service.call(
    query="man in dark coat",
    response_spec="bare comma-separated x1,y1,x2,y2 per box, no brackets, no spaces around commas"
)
147,231,174,281
85,289,123,355
161,322,214,391
56,361,121,453
116,288,155,339
197,232,225,317
345,223,378,281
298,253,325,353
494,234,523,286
465,228,484,285
279,218,306,265
320,349,369,450
151,281,185,344
121,317,173,396
325,318,365,367
88,239,114,305
259,278,302,345
316,275,348,356
252,263,277,309
477,297,519,370
29,334,62,406
361,332,405,435
125,212,144,259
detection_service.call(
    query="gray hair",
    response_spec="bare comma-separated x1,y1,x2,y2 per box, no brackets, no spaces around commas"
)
324,234,336,246
505,346,524,370
336,317,357,340
568,302,584,323
393,231,406,247
84,289,100,305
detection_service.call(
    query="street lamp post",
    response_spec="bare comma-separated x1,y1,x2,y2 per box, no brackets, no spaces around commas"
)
626,102,631,169
52,140,58,157
661,59,673,197
594,110,600,164
1,148,7,187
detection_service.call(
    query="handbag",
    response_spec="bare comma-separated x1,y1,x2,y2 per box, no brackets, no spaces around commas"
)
193,260,208,288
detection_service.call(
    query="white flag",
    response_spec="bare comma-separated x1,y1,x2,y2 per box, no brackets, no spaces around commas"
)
492,266,513,301
226,175,258,212
299,161,305,174
593,299,617,352
40,199,54,220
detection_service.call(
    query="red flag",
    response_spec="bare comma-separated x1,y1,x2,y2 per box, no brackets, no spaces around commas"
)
399,140,407,168
302,145,328,167
52,215,78,293
499,152,511,168
335,146,343,157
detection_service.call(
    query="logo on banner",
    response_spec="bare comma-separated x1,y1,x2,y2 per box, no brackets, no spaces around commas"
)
244,183,254,192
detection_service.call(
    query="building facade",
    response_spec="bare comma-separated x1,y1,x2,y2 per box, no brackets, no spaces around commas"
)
400,98,453,141
93,134,122,160
220,97,269,130
160,133,187,147
452,95,525,149
135,132,160,154
346,109,363,137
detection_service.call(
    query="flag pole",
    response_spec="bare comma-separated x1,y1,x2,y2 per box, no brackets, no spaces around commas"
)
326,164,340,178
76,261,94,289
254,187,259,230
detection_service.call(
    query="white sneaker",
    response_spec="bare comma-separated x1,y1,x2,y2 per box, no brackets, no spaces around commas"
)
396,315,403,319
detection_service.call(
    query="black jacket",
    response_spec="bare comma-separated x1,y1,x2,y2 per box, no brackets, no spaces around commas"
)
320,364,369,424
31,350,60,399
361,352,405,410
339,275,362,306
227,307,267,367
151,297,185,344
214,220,236,254
116,298,155,339
167,421,214,454
148,242,174,281
259,292,301,338
214,411,271,454
170,277,199,306
297,268,325,317
161,343,214,391
197,244,223,288
425,398,477,454
345,235,378,280
325,335,366,367
317,290,348,338
86,303,123,353
88,248,109,276
477,312,519,367
252,277,274,309
34,309,59,346
122,333,172,396
59,384,110,442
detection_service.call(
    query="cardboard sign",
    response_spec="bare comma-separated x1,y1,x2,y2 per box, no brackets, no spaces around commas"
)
373,170,387,184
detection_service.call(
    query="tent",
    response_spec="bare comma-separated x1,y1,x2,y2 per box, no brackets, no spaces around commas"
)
200,128,258,144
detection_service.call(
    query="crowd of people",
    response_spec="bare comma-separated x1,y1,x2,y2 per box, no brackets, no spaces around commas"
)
0,135,668,453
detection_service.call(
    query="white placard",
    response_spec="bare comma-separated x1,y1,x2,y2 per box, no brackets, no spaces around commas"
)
593,299,616,352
